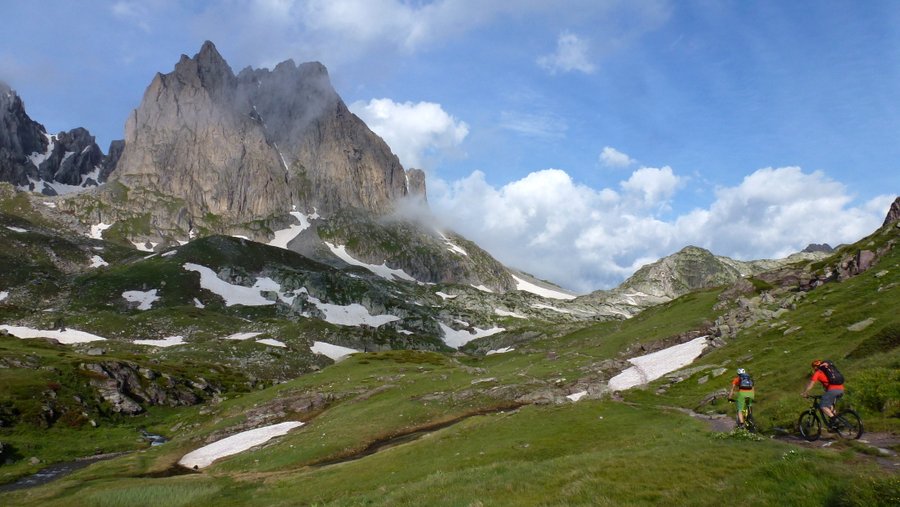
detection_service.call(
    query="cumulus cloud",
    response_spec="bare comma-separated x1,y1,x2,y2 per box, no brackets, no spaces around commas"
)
349,98,469,169
537,31,596,74
620,166,682,209
431,165,889,292
600,146,635,168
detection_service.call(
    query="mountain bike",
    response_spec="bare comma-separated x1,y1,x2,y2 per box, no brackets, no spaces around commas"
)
797,395,863,441
729,396,757,433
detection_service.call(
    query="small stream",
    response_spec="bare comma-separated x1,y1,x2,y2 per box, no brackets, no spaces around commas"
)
311,404,523,468
0,432,168,493
0,452,127,493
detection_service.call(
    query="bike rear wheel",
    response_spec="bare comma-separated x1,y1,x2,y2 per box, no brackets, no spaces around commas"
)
744,408,757,433
833,410,863,439
798,411,820,441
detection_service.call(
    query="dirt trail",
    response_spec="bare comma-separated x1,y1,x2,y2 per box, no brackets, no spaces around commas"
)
660,403,900,473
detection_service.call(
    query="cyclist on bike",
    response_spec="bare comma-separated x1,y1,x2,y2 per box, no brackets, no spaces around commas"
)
728,368,755,429
801,359,844,426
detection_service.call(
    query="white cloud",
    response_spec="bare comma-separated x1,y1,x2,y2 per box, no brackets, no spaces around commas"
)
537,31,596,74
600,146,635,168
349,98,468,169
499,111,568,139
111,1,155,32
431,165,888,292
620,166,682,209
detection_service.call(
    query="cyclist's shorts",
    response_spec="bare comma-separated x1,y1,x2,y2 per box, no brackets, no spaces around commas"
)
820,389,843,409
736,391,755,412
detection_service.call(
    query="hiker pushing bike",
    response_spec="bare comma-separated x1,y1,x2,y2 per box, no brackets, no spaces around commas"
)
799,359,863,440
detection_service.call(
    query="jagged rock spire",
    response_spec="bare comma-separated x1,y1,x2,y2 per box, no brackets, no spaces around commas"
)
111,40,413,224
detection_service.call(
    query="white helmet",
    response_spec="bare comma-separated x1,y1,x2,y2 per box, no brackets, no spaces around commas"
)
737,368,746,375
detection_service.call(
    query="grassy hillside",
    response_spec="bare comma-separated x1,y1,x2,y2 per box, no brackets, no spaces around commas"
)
3,224,897,505
2,187,898,505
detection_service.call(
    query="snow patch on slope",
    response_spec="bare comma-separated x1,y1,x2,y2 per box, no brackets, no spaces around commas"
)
268,211,312,249
0,325,106,344
512,274,576,300
439,323,505,348
183,264,276,307
134,336,184,347
311,341,359,361
122,289,159,310
325,242,416,282
607,336,709,391
88,222,112,240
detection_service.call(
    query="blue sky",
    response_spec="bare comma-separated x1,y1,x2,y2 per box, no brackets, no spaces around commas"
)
2,1,898,291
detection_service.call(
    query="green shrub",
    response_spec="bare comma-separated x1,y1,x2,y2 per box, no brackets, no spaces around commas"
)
850,367,900,415
845,323,900,359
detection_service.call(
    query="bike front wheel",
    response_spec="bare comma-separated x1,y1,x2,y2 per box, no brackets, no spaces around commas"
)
798,411,820,441
833,410,863,440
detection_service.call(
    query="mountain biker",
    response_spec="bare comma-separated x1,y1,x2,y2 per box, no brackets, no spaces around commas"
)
728,368,755,428
801,359,844,425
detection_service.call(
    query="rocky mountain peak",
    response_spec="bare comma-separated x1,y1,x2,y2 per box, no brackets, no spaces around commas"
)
172,40,235,96
1,82,116,194
0,82,49,186
110,41,412,229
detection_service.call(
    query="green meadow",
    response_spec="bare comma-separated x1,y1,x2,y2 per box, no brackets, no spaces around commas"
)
1,223,898,506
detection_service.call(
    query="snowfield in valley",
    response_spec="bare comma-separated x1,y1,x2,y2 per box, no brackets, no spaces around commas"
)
178,421,304,469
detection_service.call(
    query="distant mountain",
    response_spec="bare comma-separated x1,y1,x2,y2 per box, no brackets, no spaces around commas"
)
580,245,830,316
802,243,834,254
0,82,117,195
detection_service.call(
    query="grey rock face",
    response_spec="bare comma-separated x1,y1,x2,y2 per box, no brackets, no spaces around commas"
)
38,128,104,187
111,41,413,224
80,361,213,415
884,197,900,226
99,140,124,182
406,168,427,202
0,82,48,186
1,82,113,194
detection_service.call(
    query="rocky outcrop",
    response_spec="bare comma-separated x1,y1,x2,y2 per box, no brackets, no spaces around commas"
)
36,128,104,189
802,243,833,254
99,139,124,182
406,168,427,203
110,41,413,225
884,197,900,227
80,361,215,415
200,391,331,444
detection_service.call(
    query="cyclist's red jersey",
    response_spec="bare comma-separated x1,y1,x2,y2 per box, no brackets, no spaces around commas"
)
812,369,844,391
